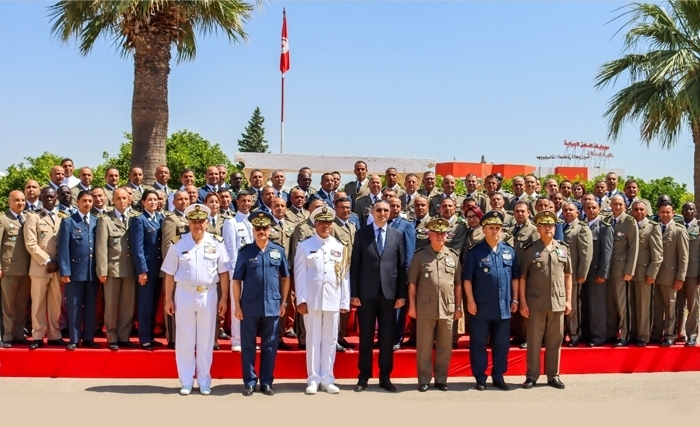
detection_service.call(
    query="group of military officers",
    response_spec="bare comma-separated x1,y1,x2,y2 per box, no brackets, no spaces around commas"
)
1,157,696,393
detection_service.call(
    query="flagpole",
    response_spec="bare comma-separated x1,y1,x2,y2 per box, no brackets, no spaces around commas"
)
280,8,288,154
281,73,285,154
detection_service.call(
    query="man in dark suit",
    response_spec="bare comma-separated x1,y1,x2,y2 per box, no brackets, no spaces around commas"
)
353,175,383,227
57,190,100,350
350,200,407,392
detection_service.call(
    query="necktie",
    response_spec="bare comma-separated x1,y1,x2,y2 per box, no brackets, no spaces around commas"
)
406,195,411,205
84,215,89,226
17,214,24,225
356,181,361,192
662,224,667,234
211,218,216,228
376,228,385,255
513,224,521,235
608,191,612,198
279,220,284,228
563,223,570,232
686,223,690,229
612,218,617,228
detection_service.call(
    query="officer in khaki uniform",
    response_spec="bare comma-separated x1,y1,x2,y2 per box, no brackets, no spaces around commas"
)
285,189,310,226
330,196,357,350
270,197,295,349
561,202,593,346
606,195,639,346
0,190,31,346
428,175,465,218
407,218,462,392
652,201,689,346
677,202,700,345
161,190,190,348
520,211,572,390
629,200,662,346
96,187,139,350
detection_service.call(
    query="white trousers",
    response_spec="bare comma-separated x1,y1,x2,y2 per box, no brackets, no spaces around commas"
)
175,287,217,388
304,310,339,386
229,283,241,345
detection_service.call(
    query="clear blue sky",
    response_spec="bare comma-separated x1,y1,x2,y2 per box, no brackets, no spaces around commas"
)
0,1,693,189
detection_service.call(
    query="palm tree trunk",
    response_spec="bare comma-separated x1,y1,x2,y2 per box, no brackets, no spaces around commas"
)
130,33,171,183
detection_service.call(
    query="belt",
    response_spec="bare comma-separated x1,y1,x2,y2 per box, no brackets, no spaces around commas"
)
177,283,213,292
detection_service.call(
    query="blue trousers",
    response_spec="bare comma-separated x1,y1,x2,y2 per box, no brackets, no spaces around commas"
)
469,317,511,383
137,276,161,345
241,315,279,387
65,280,98,344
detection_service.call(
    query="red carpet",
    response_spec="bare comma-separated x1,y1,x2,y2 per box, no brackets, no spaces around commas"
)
2,337,700,378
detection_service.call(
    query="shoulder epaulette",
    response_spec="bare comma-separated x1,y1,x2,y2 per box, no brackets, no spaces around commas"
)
522,241,534,250
625,215,635,223
299,235,313,242
456,216,467,225
414,246,425,253
238,243,248,251
579,221,589,227
213,234,224,242
221,211,233,219
57,211,69,219
448,247,460,256
556,240,569,247
505,210,513,215
502,240,513,248
130,211,142,217
600,219,611,226
648,219,658,225
170,235,181,244
163,211,173,217
95,213,106,219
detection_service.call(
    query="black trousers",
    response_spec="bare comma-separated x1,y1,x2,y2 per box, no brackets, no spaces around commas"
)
357,292,396,382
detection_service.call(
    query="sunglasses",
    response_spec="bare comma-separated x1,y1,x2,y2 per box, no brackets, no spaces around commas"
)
254,226,270,231
374,208,389,213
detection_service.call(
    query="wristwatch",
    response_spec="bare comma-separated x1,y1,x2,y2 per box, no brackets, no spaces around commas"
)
512,300,519,304
455,307,462,311
281,303,288,307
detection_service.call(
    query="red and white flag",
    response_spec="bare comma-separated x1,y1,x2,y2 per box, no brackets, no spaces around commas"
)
280,9,290,74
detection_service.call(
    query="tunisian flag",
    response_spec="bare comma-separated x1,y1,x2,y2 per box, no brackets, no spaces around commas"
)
280,9,290,73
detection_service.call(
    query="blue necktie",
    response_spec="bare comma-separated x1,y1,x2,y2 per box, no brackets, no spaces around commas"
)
377,228,384,255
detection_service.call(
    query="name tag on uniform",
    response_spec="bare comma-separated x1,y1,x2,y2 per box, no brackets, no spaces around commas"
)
445,258,455,268
330,250,341,258
248,257,257,262
616,232,625,237
270,250,281,260
204,243,217,254
502,252,512,261
555,247,567,258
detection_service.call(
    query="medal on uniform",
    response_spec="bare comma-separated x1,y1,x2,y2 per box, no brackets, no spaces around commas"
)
10,236,16,242
9,224,13,229
113,238,119,243
445,258,456,268
536,262,542,268
270,250,281,260
425,272,429,278
502,252,512,261
40,232,46,239
330,250,341,258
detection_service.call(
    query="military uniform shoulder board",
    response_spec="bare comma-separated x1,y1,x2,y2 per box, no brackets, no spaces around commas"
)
299,235,313,242
130,211,143,217
163,211,173,217
503,240,513,247
170,235,182,244
57,211,69,219
468,243,478,250
238,243,248,251
648,219,658,225
625,215,635,223
448,247,460,256
95,212,106,219
579,221,589,227
522,241,534,250
556,239,569,247
355,194,370,202
505,210,514,215
213,234,224,242
414,246,425,253
456,216,467,225
221,211,233,219
333,236,347,245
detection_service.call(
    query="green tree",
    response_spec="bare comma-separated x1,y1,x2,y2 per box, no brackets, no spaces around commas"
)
238,107,269,153
49,0,257,183
0,152,63,210
594,0,700,210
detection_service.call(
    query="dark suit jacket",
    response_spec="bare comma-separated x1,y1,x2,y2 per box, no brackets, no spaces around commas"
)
197,185,219,203
350,224,407,301
353,194,381,227
389,216,416,268
587,218,613,281
57,212,97,282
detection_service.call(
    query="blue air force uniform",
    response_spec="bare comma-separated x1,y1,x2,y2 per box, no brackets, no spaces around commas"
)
232,214,290,389
462,211,520,385
57,211,98,345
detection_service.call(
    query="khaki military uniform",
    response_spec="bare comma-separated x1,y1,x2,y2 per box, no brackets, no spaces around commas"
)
429,193,465,218
289,219,316,345
70,184,92,207
343,179,369,203
353,193,382,227
625,197,653,216
161,210,189,344
418,187,440,201
331,218,356,340
678,218,700,340
24,209,63,341
401,192,418,221
414,215,432,250
95,209,137,344
128,183,150,212
103,184,116,207
207,215,226,237
632,218,662,343
652,221,689,342
284,205,309,226
0,210,31,342
408,245,461,385
465,191,489,214
606,213,639,342
505,221,539,343
520,239,572,382
562,219,593,343
271,217,296,338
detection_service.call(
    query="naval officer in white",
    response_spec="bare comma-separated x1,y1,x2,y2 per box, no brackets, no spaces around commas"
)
294,206,350,394
162,204,230,396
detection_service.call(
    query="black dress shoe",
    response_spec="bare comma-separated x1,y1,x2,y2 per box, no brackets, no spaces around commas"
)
119,341,139,348
260,385,274,396
66,343,78,351
493,380,510,390
242,386,255,396
2,342,12,349
141,343,154,351
418,384,429,392
354,381,368,392
567,340,579,347
29,341,44,350
402,339,416,347
379,380,397,392
218,329,230,340
435,383,449,391
167,342,176,350
677,335,687,342
150,340,164,347
475,382,486,391
686,338,697,347
548,377,565,389
61,328,69,338
278,341,293,350
338,338,355,349
213,342,220,351
522,379,536,389
285,330,297,339
661,339,674,347
48,339,69,346
298,343,306,350
82,340,100,349
588,341,603,347
613,339,629,347
108,343,119,351
13,339,31,345
335,344,346,352
452,342,458,349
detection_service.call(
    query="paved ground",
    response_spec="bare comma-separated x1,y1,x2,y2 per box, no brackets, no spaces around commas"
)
1,373,699,423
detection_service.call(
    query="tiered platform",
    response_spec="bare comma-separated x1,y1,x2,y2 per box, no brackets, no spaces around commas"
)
2,336,700,378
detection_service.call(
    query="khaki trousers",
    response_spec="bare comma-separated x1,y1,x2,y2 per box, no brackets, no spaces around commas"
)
566,283,583,341
526,310,563,382
633,280,654,343
676,276,700,340
652,284,677,342
1,275,30,341
104,276,136,343
416,317,453,385
30,274,62,341
606,277,631,341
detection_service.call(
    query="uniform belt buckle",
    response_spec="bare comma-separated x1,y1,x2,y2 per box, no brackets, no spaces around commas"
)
196,286,203,291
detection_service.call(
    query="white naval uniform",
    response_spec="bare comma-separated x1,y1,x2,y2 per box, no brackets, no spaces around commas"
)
222,211,253,346
294,234,350,387
161,232,229,389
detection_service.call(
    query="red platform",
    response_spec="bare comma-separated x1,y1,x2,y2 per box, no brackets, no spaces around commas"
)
2,336,700,378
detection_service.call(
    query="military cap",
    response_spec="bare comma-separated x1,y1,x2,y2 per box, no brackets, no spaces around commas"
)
184,204,210,221
480,210,504,227
425,218,450,232
534,210,557,225
310,206,335,224
249,211,274,228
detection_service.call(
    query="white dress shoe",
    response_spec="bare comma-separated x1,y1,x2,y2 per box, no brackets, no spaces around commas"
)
199,385,211,395
321,384,340,394
179,385,192,396
305,383,318,395
232,345,242,352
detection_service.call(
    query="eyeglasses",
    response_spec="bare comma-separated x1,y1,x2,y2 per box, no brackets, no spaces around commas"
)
466,215,478,219
254,226,270,231
374,208,389,213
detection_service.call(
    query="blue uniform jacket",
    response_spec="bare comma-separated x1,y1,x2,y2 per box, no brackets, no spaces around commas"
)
233,241,289,317
462,240,520,320
129,211,163,279
57,212,97,282
197,185,219,203
390,216,416,268
348,212,361,230
316,189,334,208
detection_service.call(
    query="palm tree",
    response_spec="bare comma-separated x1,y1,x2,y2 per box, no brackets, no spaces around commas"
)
49,0,257,181
595,0,700,208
